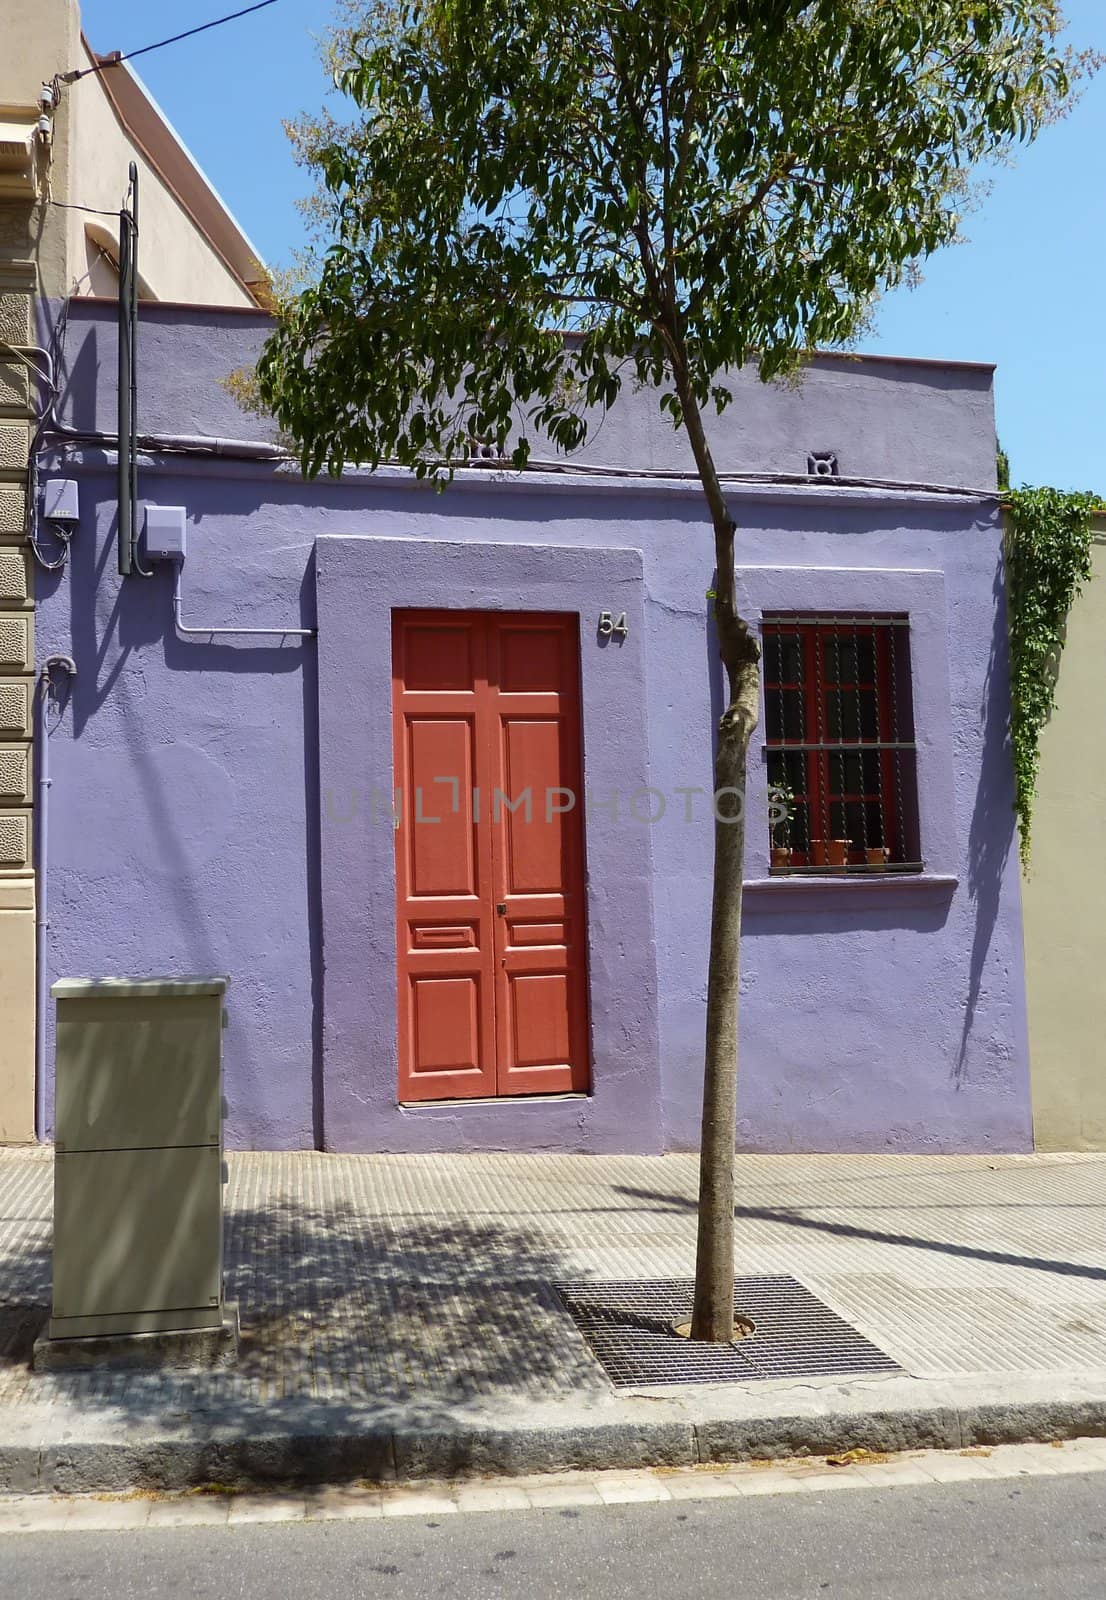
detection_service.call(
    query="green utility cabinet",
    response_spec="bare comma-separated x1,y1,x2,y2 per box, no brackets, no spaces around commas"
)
49,978,228,1340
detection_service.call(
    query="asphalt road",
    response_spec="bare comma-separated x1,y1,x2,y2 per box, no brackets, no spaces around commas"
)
7,1472,1106,1599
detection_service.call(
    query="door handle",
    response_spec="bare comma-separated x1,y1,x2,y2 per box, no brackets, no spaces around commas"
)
497,903,506,916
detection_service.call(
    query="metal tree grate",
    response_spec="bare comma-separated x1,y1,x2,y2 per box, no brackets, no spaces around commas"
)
556,1275,901,1387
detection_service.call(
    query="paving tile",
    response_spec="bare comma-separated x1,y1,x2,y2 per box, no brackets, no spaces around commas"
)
144,1496,232,1529
381,1486,459,1518
793,1468,874,1492
55,1497,153,1532
453,1482,532,1513
719,1469,807,1496
524,1481,605,1509
853,1460,940,1488
510,1472,601,1490
304,1485,384,1521
595,1472,672,1505
226,1494,308,1525
1058,1438,1106,1463
990,1444,1068,1476
993,1442,1106,1477
918,1453,1007,1484
661,1472,742,1501
0,1497,73,1534
1031,1449,1103,1474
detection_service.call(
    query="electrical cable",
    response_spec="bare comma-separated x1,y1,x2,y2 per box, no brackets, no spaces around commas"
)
131,543,156,578
0,338,75,571
27,438,74,571
38,423,1009,500
0,340,56,393
61,1,280,83
47,199,129,218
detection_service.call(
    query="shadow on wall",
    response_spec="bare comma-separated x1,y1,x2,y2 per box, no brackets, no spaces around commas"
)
36,509,324,1146
956,560,1019,1086
742,900,953,939
49,508,311,739
0,1191,607,1481
53,316,99,435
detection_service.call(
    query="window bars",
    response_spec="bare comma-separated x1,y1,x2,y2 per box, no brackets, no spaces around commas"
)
762,614,922,875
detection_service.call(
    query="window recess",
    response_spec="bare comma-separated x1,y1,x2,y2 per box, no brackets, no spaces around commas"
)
763,613,922,875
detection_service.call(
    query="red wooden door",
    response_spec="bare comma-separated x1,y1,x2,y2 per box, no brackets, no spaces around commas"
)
393,611,590,1103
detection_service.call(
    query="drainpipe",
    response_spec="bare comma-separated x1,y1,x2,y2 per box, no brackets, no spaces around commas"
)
117,163,138,577
35,655,77,1143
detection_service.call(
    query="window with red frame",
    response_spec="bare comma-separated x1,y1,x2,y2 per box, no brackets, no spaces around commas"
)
762,614,921,873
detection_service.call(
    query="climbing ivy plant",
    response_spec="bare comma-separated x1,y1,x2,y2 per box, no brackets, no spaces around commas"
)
1005,486,1100,867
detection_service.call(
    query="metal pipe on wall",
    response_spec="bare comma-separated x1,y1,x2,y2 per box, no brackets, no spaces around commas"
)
116,162,138,577
34,655,77,1143
171,564,315,640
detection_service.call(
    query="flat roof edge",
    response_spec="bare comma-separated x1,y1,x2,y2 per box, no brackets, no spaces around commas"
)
62,299,996,372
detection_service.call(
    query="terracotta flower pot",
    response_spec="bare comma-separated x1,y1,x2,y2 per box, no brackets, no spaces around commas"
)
770,845,793,869
865,846,891,871
811,838,851,868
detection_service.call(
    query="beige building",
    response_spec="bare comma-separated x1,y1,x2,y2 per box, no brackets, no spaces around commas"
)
1023,511,1106,1150
0,0,266,1139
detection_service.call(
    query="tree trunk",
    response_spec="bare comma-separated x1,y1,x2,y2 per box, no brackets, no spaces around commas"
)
665,354,761,1344
690,642,758,1341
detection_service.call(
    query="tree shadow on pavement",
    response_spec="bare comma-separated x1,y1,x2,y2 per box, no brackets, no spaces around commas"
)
0,1193,613,1480
613,1186,1106,1284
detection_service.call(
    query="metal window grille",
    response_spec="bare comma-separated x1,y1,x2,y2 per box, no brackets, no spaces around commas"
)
763,613,922,875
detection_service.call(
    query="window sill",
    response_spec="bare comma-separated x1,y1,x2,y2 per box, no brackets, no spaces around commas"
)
400,1092,590,1111
743,872,958,913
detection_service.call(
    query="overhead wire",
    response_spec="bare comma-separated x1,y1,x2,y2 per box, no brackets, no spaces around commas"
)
61,1,280,83
48,199,132,218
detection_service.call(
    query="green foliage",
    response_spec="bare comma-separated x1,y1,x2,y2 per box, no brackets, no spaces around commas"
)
996,438,1011,491
1005,485,1100,867
257,0,1087,480
768,778,796,846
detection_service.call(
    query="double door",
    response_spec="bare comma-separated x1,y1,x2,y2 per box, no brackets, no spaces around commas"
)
392,611,590,1102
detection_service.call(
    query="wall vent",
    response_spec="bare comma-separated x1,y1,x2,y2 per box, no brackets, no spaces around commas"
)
807,450,839,479
468,438,503,464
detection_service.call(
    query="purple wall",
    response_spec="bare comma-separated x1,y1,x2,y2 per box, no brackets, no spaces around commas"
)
34,302,1030,1154
54,302,1000,489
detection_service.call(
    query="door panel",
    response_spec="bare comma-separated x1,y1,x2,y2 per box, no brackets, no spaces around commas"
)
393,611,589,1102
404,718,478,896
400,622,476,691
498,622,567,693
488,617,589,1097
394,616,496,1101
499,719,568,893
410,975,484,1078
507,973,572,1069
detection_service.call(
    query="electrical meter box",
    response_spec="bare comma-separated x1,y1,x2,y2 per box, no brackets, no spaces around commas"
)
49,977,228,1340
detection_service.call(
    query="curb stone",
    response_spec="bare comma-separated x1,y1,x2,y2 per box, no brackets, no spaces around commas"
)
6,1393,1106,1494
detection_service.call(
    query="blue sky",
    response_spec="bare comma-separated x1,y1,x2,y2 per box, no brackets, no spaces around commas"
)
79,0,1105,491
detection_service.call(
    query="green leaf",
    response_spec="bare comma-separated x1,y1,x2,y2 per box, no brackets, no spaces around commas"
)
256,0,1091,506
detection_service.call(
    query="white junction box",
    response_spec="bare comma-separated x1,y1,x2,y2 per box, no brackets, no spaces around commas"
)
42,478,79,522
143,504,187,562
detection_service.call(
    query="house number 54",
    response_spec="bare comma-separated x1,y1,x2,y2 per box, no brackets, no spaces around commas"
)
598,610,629,640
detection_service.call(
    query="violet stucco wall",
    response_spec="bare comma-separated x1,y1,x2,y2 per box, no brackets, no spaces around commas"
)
33,303,1030,1153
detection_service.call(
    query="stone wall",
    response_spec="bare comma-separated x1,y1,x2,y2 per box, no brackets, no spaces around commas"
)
0,263,36,1140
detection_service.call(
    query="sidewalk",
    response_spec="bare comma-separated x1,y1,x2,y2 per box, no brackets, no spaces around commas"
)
2,1148,1106,1493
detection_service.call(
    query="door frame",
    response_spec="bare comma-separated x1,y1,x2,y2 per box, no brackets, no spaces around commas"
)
316,535,661,1153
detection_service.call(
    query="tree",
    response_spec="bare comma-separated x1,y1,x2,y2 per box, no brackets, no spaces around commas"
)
258,0,1089,1341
